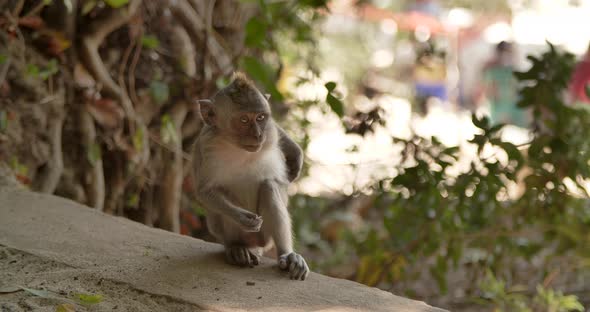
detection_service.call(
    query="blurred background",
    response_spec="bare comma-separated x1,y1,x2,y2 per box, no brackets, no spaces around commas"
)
2,0,590,311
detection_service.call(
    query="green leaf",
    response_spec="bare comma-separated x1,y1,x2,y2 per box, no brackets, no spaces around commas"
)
240,56,283,101
0,54,6,65
326,94,344,117
127,193,139,207
81,0,97,15
471,113,489,130
299,0,328,8
488,123,504,135
191,202,207,217
149,81,169,105
21,287,52,298
87,143,101,166
498,142,524,168
132,127,144,151
160,114,179,144
585,83,590,99
56,304,75,312
26,64,39,77
141,35,160,49
325,81,337,92
0,110,7,133
104,0,129,8
75,293,103,305
245,18,267,48
39,59,59,80
10,156,28,176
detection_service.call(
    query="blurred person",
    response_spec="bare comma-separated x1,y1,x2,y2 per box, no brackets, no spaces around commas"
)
568,43,590,105
476,41,527,128
413,41,448,115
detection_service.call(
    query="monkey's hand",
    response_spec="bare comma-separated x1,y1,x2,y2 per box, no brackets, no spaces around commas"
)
237,211,263,232
278,252,309,281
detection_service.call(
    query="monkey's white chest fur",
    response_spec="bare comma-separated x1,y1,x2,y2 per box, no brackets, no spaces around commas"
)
206,143,287,212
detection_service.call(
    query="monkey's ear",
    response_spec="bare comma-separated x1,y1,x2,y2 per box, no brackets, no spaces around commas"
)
264,93,271,100
198,99,215,126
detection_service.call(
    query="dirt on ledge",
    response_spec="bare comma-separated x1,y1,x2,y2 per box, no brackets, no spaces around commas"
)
0,189,447,312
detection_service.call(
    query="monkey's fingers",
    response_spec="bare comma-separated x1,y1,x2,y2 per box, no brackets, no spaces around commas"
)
287,253,298,273
278,254,289,270
240,213,263,232
237,247,251,266
288,254,308,281
248,250,260,266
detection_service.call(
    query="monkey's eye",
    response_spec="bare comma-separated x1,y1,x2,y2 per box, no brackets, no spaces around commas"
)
256,114,266,122
240,116,249,124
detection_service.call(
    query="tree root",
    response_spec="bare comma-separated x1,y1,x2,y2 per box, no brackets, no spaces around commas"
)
156,101,188,233
77,0,152,213
79,107,105,211
79,0,140,100
33,102,65,194
169,0,232,76
170,24,196,77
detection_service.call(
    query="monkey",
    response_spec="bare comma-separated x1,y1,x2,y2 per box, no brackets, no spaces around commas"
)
192,72,309,280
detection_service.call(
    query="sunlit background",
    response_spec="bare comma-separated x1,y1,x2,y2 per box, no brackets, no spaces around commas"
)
286,0,590,196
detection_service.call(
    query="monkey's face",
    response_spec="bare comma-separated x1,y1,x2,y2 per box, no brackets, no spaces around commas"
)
229,111,269,152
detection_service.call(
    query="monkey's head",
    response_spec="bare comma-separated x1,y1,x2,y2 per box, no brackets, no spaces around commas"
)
198,72,272,153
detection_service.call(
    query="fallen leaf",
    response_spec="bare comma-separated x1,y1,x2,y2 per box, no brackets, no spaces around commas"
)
56,303,75,312
87,99,124,129
21,287,53,298
74,293,103,305
37,30,71,56
0,285,21,294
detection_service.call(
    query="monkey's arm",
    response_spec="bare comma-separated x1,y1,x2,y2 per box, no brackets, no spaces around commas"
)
258,179,309,280
196,187,262,232
192,140,262,232
277,126,303,182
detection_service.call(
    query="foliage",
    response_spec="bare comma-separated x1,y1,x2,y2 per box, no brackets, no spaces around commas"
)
478,270,584,312
292,43,590,309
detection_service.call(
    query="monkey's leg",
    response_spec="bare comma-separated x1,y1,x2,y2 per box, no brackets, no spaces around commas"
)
206,212,224,242
258,180,309,280
222,221,260,267
197,188,263,232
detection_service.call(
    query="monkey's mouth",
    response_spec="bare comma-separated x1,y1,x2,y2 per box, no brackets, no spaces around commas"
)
241,144,262,152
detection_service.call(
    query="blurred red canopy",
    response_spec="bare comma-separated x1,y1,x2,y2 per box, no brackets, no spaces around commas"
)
333,3,447,35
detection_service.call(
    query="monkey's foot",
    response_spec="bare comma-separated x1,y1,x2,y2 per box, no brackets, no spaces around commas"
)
279,252,309,281
225,246,260,267
238,212,263,232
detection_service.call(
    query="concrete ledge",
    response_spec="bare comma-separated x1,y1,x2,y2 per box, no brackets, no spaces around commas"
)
0,189,446,311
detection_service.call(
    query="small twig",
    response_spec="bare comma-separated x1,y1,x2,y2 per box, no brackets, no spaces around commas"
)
128,27,143,116
3,12,26,55
12,0,25,17
542,268,560,288
23,0,48,17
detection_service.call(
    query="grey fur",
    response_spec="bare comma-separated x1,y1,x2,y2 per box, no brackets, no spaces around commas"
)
193,73,308,280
